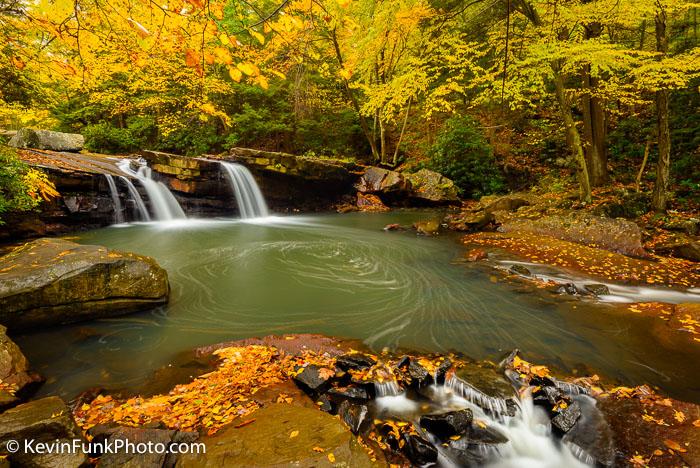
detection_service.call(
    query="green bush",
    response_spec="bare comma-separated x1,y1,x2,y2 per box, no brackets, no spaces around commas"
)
427,116,505,198
0,147,45,224
158,123,225,156
83,122,137,154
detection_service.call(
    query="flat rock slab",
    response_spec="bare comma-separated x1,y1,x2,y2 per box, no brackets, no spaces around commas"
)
176,403,377,467
9,128,84,152
0,396,88,467
0,238,169,330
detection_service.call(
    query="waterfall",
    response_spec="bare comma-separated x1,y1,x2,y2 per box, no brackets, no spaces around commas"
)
104,174,124,223
118,160,186,221
219,162,269,219
119,176,150,221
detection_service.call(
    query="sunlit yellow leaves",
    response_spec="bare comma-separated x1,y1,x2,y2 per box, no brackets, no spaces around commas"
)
237,62,259,76
213,47,232,65
250,30,265,45
257,75,269,90
327,453,336,463
228,66,242,82
11,56,25,70
289,430,299,438
219,33,231,46
184,49,200,68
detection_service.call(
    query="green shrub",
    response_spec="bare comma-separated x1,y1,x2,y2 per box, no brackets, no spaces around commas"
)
0,146,51,224
427,115,505,198
158,123,225,156
83,122,137,154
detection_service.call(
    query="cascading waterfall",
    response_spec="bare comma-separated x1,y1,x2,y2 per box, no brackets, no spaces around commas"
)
104,174,124,224
219,162,269,219
119,175,150,221
118,159,186,221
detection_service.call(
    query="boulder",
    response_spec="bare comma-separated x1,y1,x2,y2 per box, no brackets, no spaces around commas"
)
0,325,42,404
337,400,369,434
405,169,460,204
356,192,389,212
176,403,374,467
292,364,332,394
500,214,646,257
420,409,473,440
480,194,534,214
508,264,531,276
551,401,582,434
355,167,410,194
0,238,169,330
413,219,441,236
89,425,198,468
8,128,84,152
335,353,377,371
0,396,88,467
655,236,700,262
402,433,438,465
584,284,610,296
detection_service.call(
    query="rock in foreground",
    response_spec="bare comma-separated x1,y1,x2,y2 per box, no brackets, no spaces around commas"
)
0,238,169,330
176,403,374,467
0,396,88,467
8,128,84,152
0,325,42,405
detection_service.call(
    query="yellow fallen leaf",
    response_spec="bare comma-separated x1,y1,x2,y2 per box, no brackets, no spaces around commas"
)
327,452,336,463
290,430,299,438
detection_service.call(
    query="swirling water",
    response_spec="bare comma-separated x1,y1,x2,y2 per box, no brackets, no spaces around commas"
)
15,211,700,401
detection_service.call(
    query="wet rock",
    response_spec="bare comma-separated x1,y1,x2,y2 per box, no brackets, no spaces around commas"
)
292,364,332,394
501,214,646,257
9,128,84,152
420,409,473,440
0,238,169,330
0,325,42,402
562,395,615,467
337,400,369,434
584,284,610,296
454,365,515,400
383,223,404,231
414,219,441,236
405,169,460,204
407,361,431,387
435,358,453,384
465,248,488,261
176,403,374,467
655,236,700,262
508,264,531,276
88,425,198,468
316,394,333,413
445,211,494,232
402,433,438,465
355,166,411,194
0,396,88,467
356,192,390,212
480,194,533,214
556,283,580,295
327,385,370,401
335,353,377,371
552,400,582,434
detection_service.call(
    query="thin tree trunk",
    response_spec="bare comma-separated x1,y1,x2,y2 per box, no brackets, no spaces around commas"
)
581,22,609,186
379,119,387,164
636,140,651,192
392,96,412,166
651,8,671,212
553,65,592,203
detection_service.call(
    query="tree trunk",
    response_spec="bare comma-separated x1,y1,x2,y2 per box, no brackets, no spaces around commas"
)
651,9,671,212
553,65,592,203
581,22,609,186
392,96,412,166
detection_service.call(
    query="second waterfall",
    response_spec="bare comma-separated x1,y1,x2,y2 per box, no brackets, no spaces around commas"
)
220,162,269,219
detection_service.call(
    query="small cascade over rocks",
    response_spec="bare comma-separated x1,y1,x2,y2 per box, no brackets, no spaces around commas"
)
118,159,186,221
104,174,124,223
119,175,150,221
220,162,269,219
291,350,612,467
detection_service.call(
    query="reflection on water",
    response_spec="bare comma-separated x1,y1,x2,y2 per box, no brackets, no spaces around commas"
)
14,211,700,401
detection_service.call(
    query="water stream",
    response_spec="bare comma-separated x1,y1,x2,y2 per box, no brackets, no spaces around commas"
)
117,159,186,221
119,175,150,221
220,161,269,218
103,174,124,224
15,211,700,405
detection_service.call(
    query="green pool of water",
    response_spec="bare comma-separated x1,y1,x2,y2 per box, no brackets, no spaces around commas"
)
15,211,700,401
